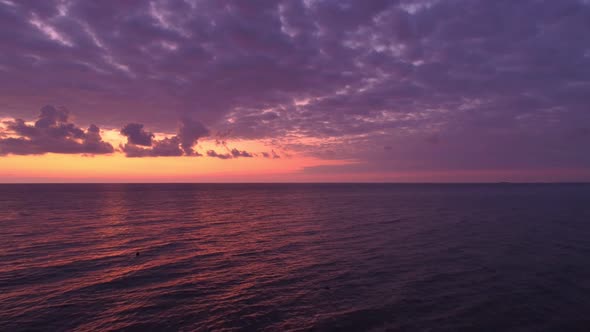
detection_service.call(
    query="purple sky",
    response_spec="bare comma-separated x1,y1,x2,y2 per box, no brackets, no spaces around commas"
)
1,0,590,181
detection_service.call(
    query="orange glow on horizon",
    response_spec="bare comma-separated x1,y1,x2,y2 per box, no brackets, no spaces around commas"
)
0,152,357,182
2,128,589,183
0,127,364,182
2,150,588,183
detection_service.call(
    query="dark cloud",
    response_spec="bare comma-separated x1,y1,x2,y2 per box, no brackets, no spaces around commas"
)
261,150,281,159
205,147,255,159
120,123,154,146
121,137,183,157
120,118,208,157
230,148,253,158
2,0,590,175
117,119,252,159
178,117,209,155
0,105,114,155
207,150,232,160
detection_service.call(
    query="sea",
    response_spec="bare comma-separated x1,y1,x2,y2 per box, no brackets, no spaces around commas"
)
1,183,590,331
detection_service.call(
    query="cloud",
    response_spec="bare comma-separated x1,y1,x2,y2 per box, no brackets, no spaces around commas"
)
261,150,281,159
178,117,209,155
121,137,183,157
120,123,154,146
120,118,208,157
206,150,232,159
205,147,255,159
230,148,253,158
0,105,114,155
2,1,590,174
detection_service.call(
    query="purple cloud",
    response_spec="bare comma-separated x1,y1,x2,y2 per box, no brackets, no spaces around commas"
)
121,137,183,158
207,150,232,160
206,147,255,160
178,117,209,155
120,123,154,146
261,150,281,159
1,0,590,176
230,148,254,158
120,118,208,157
0,105,114,155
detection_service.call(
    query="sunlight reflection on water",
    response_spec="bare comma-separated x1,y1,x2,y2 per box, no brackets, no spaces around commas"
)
1,184,590,331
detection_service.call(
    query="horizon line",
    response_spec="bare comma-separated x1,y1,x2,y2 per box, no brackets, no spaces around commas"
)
1,181,589,185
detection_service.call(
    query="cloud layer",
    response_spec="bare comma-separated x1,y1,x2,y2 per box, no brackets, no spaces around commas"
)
120,123,154,146
1,0,590,175
120,118,209,157
0,105,114,155
0,106,272,159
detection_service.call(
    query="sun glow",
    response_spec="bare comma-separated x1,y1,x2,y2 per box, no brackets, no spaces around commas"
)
0,153,352,182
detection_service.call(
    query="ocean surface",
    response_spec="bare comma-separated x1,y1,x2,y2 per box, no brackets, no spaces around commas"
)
1,184,590,331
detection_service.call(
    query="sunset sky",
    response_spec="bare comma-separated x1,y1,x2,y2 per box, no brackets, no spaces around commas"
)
1,0,589,182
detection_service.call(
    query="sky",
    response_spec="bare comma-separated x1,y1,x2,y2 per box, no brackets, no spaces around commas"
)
1,0,590,182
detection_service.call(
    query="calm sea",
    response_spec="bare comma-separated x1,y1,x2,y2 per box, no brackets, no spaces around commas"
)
1,184,590,331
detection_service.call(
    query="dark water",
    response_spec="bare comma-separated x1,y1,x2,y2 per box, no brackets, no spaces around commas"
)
1,184,590,331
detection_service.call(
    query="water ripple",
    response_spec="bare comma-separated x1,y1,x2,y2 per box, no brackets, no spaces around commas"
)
1,184,590,331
